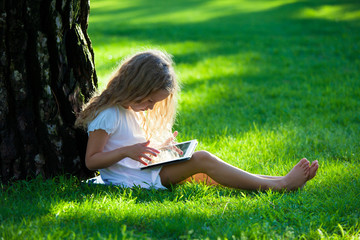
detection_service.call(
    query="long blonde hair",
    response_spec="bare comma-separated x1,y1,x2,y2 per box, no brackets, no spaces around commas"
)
75,49,180,143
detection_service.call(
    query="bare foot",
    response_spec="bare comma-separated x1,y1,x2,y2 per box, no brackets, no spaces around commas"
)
308,160,319,180
280,158,310,191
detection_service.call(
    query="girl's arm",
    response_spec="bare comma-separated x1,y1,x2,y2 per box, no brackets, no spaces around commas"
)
85,129,160,170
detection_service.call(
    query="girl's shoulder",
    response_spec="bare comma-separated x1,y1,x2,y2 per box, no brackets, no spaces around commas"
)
88,106,124,135
100,106,121,115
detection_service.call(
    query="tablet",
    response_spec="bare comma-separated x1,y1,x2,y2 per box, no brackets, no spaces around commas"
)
140,139,198,170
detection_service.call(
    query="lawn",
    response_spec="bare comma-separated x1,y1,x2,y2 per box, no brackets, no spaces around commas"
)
1,0,360,239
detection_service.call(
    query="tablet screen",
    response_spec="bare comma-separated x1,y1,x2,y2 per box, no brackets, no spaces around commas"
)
140,140,198,170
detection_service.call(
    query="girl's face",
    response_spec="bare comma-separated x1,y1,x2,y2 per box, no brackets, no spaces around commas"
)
128,89,170,112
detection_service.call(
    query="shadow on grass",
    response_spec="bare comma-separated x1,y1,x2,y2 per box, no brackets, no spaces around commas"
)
89,0,360,58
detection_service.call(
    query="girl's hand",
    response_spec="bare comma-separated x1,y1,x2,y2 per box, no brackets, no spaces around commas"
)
162,131,179,147
162,131,183,156
126,140,160,165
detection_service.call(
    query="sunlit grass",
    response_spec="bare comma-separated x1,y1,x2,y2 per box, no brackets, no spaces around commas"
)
1,175,359,239
295,5,360,21
89,0,296,25
1,0,360,239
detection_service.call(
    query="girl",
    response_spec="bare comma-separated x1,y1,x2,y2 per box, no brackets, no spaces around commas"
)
75,49,319,190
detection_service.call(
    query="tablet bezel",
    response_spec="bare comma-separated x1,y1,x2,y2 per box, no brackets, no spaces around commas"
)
140,139,198,170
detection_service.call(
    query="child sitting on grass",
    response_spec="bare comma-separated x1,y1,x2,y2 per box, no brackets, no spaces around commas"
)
75,49,318,190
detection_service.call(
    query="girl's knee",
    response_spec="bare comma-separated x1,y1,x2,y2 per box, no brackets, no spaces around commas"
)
192,150,213,161
191,150,217,170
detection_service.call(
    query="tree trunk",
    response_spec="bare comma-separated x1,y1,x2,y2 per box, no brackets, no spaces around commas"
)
0,0,97,183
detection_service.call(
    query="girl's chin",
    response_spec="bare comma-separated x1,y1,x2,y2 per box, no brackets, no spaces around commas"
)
131,108,145,112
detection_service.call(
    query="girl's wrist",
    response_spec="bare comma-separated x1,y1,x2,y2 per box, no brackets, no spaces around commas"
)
116,146,129,161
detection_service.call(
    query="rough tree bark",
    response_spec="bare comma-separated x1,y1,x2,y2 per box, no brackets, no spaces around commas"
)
0,0,97,183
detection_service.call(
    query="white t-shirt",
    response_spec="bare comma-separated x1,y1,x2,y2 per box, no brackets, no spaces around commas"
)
87,106,166,189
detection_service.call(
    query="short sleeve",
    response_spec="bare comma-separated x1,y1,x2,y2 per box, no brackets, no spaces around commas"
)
88,107,120,135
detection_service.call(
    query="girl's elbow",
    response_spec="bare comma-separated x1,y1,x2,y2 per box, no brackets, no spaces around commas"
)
85,158,98,171
86,165,98,171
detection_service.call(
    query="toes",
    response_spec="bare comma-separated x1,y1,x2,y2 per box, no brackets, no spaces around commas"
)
299,159,310,170
299,158,310,166
310,161,319,170
311,162,319,172
299,158,308,164
308,160,319,180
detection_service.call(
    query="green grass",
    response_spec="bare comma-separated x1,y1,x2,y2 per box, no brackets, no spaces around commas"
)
1,0,360,239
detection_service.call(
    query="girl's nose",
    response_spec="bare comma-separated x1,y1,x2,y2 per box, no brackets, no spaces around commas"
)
148,103,155,110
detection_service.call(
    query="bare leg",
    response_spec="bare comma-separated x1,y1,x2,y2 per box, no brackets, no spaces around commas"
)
181,159,319,188
160,151,313,191
255,174,282,179
183,173,282,185
184,173,280,185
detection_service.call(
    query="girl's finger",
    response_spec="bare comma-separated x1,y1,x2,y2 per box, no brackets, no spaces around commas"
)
146,150,159,157
172,146,183,155
177,149,184,155
138,159,148,166
140,154,152,161
147,147,160,154
173,131,178,138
